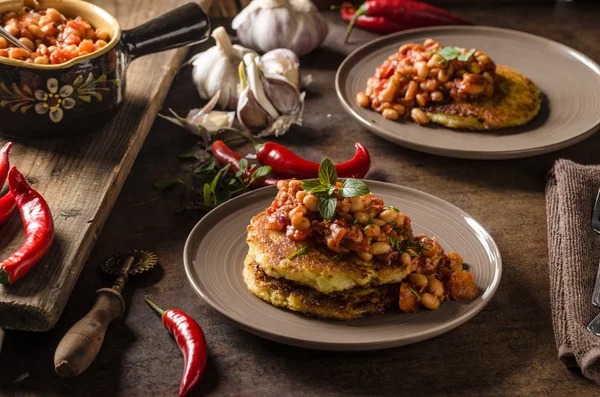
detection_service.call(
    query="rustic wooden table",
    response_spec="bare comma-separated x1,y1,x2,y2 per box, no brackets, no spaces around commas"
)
2,3,600,396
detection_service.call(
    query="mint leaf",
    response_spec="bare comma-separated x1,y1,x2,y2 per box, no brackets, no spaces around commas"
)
339,179,370,197
252,165,271,179
287,245,309,259
302,179,324,191
458,48,476,62
436,46,461,61
238,158,248,171
318,196,337,220
318,158,337,187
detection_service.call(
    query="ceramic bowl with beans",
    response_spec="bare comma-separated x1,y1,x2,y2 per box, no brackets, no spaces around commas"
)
0,0,211,139
355,39,497,126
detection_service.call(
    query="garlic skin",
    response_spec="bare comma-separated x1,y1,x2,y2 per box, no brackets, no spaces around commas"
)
232,0,328,57
189,26,257,109
237,53,304,138
158,91,235,135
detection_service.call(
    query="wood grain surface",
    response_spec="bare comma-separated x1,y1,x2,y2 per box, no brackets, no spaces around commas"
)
3,2,600,397
0,0,192,331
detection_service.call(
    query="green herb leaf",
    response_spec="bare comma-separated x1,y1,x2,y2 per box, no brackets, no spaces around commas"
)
215,186,231,203
368,215,374,224
177,152,196,159
235,170,244,178
154,179,182,191
384,205,400,212
331,254,339,260
408,285,422,300
238,158,248,171
458,48,476,62
318,158,337,187
302,179,324,192
194,157,216,173
249,164,257,171
339,179,370,198
252,165,272,180
436,46,461,61
287,245,309,260
353,218,360,224
203,183,212,207
318,196,337,220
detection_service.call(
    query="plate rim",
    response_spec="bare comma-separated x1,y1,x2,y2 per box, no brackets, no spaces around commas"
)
183,180,503,350
335,25,600,160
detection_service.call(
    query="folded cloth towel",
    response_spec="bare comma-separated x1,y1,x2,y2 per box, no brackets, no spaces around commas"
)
547,159,600,383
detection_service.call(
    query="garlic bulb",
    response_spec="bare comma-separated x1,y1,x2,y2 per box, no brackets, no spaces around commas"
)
232,0,328,57
189,26,257,109
237,53,304,137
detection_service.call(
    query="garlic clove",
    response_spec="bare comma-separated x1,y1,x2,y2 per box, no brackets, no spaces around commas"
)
237,88,271,132
198,111,236,133
158,90,234,135
260,49,300,88
244,53,280,119
261,74,301,115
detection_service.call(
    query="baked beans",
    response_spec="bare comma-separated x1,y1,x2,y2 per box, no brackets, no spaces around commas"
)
0,7,110,64
356,39,497,125
265,181,480,312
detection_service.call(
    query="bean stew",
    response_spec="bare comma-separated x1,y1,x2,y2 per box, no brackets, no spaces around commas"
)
0,6,111,65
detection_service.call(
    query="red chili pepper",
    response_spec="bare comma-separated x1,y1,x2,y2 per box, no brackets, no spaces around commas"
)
144,296,207,397
0,192,16,227
0,167,54,286
340,4,405,34
255,141,371,180
0,142,16,226
341,0,470,42
211,140,278,188
0,142,13,188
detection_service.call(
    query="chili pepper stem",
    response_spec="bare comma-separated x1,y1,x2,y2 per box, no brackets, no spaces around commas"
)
144,295,166,317
0,268,10,286
344,5,366,43
330,4,358,10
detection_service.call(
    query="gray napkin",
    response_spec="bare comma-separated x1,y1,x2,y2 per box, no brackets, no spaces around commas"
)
547,159,600,383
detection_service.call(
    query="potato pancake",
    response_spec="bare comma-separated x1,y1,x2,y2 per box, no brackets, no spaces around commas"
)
426,65,541,130
243,255,400,320
247,211,411,294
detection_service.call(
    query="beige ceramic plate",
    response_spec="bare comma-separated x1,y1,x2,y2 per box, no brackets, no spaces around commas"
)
336,26,600,159
184,181,502,350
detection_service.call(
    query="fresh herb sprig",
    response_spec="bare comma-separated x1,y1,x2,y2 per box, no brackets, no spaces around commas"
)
301,158,370,220
436,46,476,62
154,131,271,212
408,285,422,300
287,245,309,260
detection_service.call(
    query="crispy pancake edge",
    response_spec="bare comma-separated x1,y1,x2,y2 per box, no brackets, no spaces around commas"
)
246,211,411,294
243,254,400,320
426,65,542,131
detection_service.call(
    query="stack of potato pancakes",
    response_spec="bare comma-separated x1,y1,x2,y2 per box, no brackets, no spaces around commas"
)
244,211,411,320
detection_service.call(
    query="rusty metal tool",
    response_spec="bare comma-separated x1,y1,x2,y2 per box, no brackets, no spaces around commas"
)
54,250,157,377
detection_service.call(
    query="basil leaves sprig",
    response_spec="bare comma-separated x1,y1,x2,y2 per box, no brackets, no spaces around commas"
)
301,158,370,220
436,46,476,62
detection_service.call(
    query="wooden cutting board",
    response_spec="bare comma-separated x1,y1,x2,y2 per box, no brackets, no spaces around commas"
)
0,0,201,331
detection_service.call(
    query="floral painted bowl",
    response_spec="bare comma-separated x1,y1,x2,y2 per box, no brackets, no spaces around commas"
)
0,0,210,139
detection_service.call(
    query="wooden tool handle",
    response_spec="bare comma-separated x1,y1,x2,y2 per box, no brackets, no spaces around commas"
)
54,288,125,378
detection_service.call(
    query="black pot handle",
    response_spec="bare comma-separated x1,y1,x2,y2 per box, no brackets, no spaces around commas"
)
121,2,210,60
